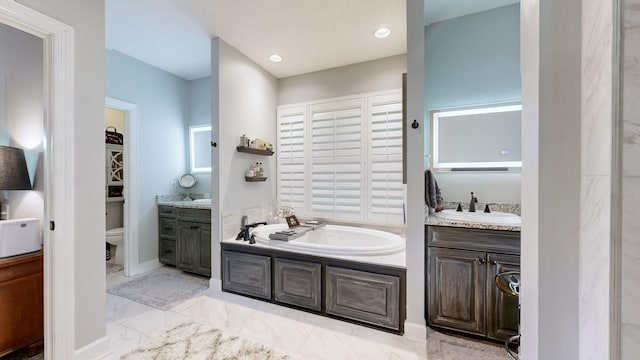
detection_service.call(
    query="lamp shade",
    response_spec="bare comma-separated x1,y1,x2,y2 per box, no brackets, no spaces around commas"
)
0,145,32,190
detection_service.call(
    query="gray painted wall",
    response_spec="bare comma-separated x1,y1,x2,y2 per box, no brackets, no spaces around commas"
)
105,49,189,264
278,54,406,105
520,0,581,358
406,0,426,335
622,0,640,357
424,4,521,204
16,0,107,349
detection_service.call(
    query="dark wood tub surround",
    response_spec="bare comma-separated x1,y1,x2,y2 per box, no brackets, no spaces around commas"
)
221,242,406,334
426,226,520,342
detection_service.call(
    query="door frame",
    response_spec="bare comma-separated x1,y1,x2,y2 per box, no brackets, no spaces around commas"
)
0,2,76,359
105,97,139,276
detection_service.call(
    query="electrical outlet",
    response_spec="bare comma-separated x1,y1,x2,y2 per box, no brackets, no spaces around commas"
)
170,180,177,190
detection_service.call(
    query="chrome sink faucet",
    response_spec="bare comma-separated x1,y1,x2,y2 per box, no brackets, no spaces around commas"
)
469,192,478,212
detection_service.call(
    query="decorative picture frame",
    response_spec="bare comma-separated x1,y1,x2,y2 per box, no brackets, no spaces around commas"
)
285,215,300,228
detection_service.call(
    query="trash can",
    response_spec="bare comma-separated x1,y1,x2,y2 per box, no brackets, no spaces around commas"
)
496,271,520,360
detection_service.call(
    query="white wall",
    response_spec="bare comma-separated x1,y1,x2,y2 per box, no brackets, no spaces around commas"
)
278,54,406,105
105,49,189,264
210,38,278,281
16,0,106,350
0,23,45,227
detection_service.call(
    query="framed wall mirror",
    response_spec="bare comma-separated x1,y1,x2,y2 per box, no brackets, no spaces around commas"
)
189,125,211,173
430,103,522,170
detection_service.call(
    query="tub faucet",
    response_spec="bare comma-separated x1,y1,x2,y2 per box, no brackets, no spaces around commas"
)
244,222,267,243
469,192,478,212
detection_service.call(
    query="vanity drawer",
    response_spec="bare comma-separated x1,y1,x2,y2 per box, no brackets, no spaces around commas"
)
427,226,520,254
159,218,177,237
177,208,211,223
159,238,176,265
158,205,176,218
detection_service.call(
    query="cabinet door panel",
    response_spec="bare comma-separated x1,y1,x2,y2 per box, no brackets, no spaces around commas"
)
222,251,271,299
428,247,486,335
177,222,196,272
326,266,400,330
274,258,321,311
195,224,211,276
487,253,520,341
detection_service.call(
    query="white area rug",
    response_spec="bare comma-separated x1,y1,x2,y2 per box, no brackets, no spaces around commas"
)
107,271,208,310
121,322,291,360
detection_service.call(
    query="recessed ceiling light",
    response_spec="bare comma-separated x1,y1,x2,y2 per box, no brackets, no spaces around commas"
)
374,27,391,39
269,54,283,62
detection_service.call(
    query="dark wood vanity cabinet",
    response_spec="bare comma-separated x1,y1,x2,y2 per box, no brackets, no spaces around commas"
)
176,208,211,277
0,251,43,357
158,205,211,276
427,226,520,341
158,205,177,266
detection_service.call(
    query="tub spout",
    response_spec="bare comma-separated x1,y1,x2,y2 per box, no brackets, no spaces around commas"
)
244,222,267,242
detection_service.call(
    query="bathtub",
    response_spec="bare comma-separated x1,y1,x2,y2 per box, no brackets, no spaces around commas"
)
251,223,405,256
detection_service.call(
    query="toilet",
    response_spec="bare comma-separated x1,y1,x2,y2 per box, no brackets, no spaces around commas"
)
106,227,124,265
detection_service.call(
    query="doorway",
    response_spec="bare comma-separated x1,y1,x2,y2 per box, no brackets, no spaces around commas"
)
0,2,76,359
106,97,139,277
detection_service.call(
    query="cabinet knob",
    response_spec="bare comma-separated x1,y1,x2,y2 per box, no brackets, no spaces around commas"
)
490,259,497,265
475,257,485,265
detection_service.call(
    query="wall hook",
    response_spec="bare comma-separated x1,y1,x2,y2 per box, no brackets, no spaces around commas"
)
411,120,419,129
211,141,217,147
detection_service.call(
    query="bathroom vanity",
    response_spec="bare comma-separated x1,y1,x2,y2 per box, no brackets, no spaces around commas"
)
0,251,43,357
158,204,211,277
425,210,520,342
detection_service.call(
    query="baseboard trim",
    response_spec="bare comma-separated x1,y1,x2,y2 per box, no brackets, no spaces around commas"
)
209,277,222,291
74,335,110,360
403,321,427,341
135,259,163,275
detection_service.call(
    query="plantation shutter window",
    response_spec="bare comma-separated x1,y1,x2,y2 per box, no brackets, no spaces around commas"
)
276,90,403,225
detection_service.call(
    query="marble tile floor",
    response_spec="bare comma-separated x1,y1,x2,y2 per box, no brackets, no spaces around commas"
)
104,265,510,360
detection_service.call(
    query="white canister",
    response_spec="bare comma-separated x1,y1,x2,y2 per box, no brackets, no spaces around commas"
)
249,140,258,149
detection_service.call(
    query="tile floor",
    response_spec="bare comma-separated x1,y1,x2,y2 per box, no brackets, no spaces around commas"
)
104,265,512,360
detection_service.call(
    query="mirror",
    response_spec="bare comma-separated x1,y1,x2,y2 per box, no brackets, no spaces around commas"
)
178,173,197,189
430,104,522,170
189,125,211,173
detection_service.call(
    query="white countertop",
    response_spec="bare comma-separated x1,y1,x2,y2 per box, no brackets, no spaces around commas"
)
157,200,211,209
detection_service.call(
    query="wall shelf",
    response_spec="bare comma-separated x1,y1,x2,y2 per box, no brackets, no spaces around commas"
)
236,146,274,156
245,176,268,182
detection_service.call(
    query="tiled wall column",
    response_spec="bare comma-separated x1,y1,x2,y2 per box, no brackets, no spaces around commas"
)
580,0,614,359
622,0,640,357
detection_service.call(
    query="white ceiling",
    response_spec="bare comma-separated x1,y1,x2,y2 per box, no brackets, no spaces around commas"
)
106,0,406,80
105,0,519,81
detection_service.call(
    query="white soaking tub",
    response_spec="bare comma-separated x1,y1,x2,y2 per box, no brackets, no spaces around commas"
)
251,223,405,256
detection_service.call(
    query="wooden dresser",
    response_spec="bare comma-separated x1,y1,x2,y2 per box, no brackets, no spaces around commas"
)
0,251,43,357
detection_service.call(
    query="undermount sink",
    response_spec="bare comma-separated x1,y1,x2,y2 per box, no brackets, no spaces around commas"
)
192,198,211,204
434,209,521,226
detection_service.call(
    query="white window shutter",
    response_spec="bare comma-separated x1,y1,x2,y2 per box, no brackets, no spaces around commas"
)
277,105,307,216
309,98,366,220
367,93,404,224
